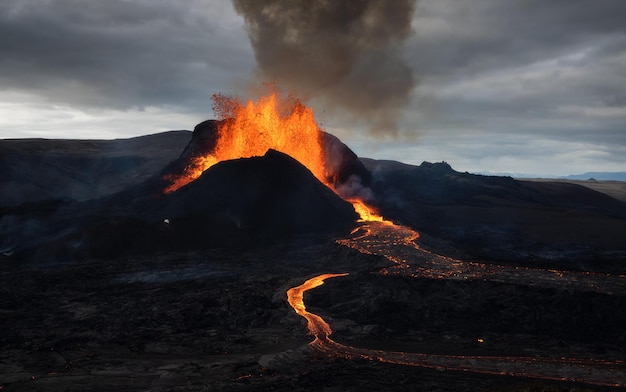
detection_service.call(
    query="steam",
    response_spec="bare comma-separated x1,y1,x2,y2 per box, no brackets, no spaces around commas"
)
334,174,374,202
232,0,417,136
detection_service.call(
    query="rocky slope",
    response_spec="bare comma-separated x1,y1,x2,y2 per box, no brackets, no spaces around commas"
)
3,150,357,262
0,131,191,206
362,158,626,273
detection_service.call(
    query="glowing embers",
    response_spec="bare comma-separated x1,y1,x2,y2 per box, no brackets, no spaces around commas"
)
164,91,326,194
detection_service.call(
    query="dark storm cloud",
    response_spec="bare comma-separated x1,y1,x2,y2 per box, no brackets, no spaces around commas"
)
0,0,253,111
403,0,626,161
410,0,626,78
232,0,417,136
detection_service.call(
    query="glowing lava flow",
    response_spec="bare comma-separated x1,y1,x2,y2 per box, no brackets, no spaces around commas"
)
349,200,390,223
287,273,626,387
339,221,626,295
286,273,348,346
287,217,626,386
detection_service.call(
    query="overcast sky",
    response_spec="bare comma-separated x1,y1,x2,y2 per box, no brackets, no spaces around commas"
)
1,0,625,176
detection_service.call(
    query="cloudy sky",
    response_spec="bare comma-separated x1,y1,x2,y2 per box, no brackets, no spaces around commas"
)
1,0,625,176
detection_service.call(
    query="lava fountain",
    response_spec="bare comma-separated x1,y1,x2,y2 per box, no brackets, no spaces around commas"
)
162,89,383,220
164,92,325,193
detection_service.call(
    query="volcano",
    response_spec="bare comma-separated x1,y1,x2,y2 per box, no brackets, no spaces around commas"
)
161,118,372,200
77,149,358,259
2,146,359,261
2,109,626,390
1,92,379,262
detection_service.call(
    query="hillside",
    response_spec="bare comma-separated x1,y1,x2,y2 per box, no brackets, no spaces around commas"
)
361,158,626,272
0,131,191,206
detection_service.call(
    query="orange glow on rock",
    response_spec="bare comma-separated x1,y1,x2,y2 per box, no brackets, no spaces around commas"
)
164,155,218,194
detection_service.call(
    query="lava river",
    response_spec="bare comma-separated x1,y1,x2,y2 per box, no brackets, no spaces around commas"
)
287,220,626,387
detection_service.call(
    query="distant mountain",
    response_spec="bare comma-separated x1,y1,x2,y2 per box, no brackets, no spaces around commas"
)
0,131,192,206
563,172,626,181
475,171,626,181
474,171,549,178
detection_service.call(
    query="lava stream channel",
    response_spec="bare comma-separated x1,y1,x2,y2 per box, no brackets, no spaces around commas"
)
287,274,626,387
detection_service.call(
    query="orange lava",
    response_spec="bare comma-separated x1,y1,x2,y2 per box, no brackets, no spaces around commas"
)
164,91,326,194
286,273,348,344
163,88,387,222
349,199,391,223
287,272,626,387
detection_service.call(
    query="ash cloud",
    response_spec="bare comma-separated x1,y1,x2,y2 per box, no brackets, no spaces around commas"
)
232,0,418,136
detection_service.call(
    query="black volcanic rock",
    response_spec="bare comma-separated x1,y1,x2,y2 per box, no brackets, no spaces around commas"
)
0,121,368,262
10,150,358,261
169,119,221,171
362,158,626,272
142,149,358,246
309,273,626,348
320,131,372,196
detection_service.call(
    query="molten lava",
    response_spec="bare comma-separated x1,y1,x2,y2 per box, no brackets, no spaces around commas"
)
213,93,326,183
163,89,384,221
287,273,626,387
164,92,325,194
286,273,348,343
350,199,390,223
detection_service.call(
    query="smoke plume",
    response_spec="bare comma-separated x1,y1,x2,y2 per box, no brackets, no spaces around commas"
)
232,0,417,136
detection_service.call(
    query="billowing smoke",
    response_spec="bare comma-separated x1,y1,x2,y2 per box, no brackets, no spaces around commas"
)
232,0,417,136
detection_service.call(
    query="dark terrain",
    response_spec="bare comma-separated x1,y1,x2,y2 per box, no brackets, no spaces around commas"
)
0,131,191,206
1,123,625,391
362,158,626,273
